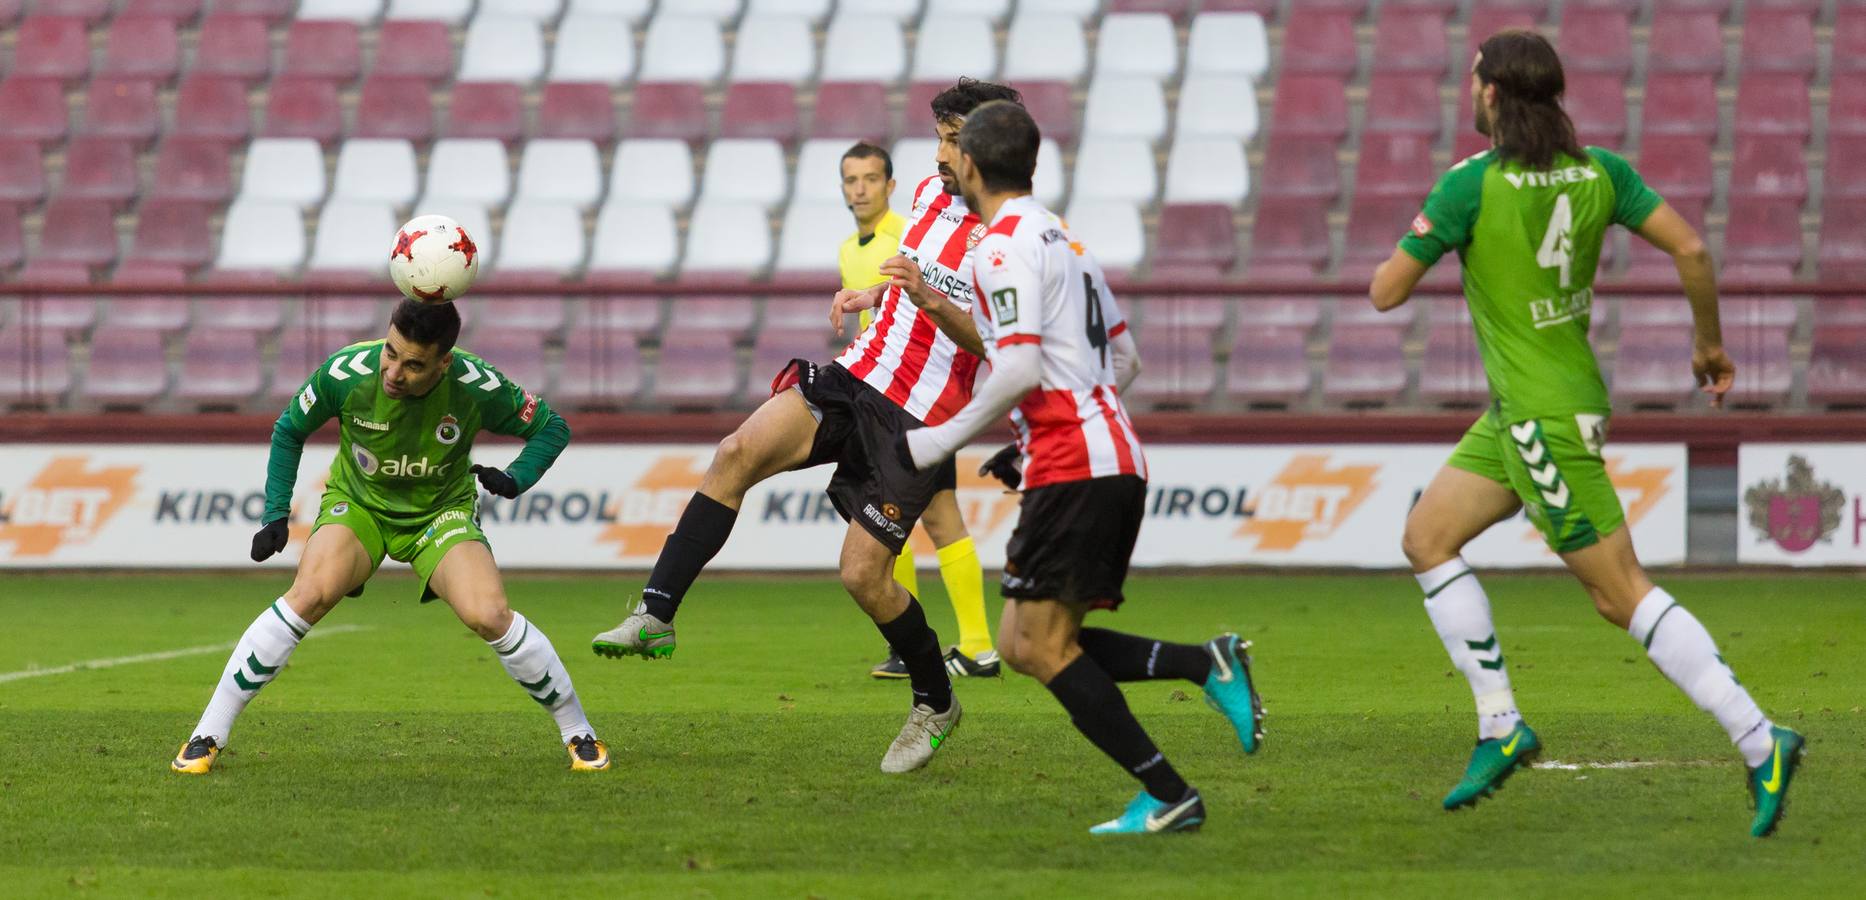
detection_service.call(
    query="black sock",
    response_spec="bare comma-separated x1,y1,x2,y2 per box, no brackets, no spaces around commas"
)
1045,654,1189,803
876,596,953,713
1078,628,1210,686
641,492,737,622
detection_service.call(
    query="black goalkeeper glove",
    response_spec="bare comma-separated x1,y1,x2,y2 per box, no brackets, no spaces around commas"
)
250,518,290,562
979,443,1023,491
471,465,522,499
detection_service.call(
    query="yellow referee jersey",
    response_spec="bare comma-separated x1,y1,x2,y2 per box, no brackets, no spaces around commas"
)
839,210,906,330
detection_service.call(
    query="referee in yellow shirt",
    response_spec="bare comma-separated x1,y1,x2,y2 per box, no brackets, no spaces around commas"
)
835,142,998,680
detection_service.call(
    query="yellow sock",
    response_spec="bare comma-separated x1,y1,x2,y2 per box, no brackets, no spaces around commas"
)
892,543,920,599
937,537,992,657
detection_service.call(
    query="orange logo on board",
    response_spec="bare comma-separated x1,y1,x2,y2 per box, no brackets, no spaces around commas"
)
1234,454,1381,551
594,455,711,557
0,456,140,557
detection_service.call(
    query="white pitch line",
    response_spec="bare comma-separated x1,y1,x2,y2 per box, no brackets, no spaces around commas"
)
1532,759,1723,771
0,624,371,685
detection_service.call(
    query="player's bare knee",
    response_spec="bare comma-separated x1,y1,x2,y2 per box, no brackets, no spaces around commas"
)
281,580,342,622
460,602,514,641
1400,524,1455,572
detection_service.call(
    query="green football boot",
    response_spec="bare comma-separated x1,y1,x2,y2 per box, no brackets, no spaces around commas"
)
1747,726,1806,838
1443,722,1540,810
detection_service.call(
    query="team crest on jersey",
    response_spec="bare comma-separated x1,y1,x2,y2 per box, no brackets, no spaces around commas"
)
435,414,462,445
298,383,317,414
966,223,987,249
1410,213,1433,237
352,445,380,476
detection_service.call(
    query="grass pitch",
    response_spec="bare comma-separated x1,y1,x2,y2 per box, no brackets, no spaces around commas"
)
1,571,1861,897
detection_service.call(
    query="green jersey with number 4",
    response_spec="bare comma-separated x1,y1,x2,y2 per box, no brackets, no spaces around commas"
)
1398,147,1663,421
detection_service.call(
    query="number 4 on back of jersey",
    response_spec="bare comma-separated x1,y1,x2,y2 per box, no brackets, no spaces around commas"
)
1537,193,1574,289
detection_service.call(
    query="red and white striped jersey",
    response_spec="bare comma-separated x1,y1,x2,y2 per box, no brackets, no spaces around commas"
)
833,176,984,426
971,195,1146,490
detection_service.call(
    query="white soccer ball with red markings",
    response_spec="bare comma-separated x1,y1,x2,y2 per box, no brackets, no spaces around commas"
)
388,214,479,304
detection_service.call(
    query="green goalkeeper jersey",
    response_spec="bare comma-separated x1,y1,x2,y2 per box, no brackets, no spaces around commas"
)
262,339,570,526
1398,146,1664,422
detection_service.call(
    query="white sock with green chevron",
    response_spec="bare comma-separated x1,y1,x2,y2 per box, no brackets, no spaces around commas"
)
489,612,594,744
1628,587,1774,767
1418,557,1522,741
192,598,309,746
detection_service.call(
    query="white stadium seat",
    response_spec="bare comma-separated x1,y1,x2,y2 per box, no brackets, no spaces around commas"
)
926,0,1011,22
1034,138,1065,207
297,0,384,21
500,201,587,271
1002,13,1087,82
1189,12,1271,81
1063,199,1144,272
310,200,397,271
793,138,860,206
216,202,306,271
1082,76,1168,143
422,139,512,208
384,0,472,23
1095,13,1179,82
567,0,652,22
515,139,604,208
731,15,817,83
837,0,921,22
682,202,773,272
610,139,696,207
238,139,325,210
590,202,680,273
1164,138,1249,205
821,14,906,82
406,201,496,270
332,139,419,206
1177,75,1259,141
747,0,832,22
550,16,637,84
777,201,851,272
668,0,744,20
889,138,939,211
1072,138,1158,204
640,15,726,82
912,15,996,81
459,16,546,83
700,139,789,208
1018,0,1097,20
479,0,563,21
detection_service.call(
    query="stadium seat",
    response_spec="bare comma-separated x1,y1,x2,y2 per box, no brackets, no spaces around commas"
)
374,22,455,84
1640,75,1719,142
456,327,551,393
682,203,773,273
628,83,709,144
149,139,231,204
239,139,327,209
34,199,117,270
460,17,546,83
731,15,817,83
193,15,273,83
1061,199,1145,272
1558,8,1632,76
1354,133,1436,199
569,0,651,18
889,138,938,208
1082,77,1168,143
1322,325,1408,407
1163,139,1248,205
1175,76,1258,141
1637,135,1713,205
550,15,637,84
1836,5,1866,76
298,0,383,19
309,200,397,273
760,296,841,334
1728,136,1808,204
667,297,759,339
33,0,110,21
355,77,435,143
748,328,832,402
1247,198,1331,276
610,139,696,208
899,82,950,139
1828,73,1866,139
1734,75,1811,140
1187,12,1270,80
1152,204,1237,274
1362,74,1441,137
1279,10,1357,78
176,328,265,408
0,323,74,407
81,328,169,408
1460,5,1540,64
1269,76,1349,143
1418,324,1487,407
80,79,161,146
1645,11,1724,77
1072,138,1158,204
406,201,494,269
1034,138,1065,206
1132,328,1217,409
575,297,664,342
1226,325,1311,406
1024,0,1104,17
120,0,203,17
214,0,293,20
1724,321,1794,408
513,139,603,209
384,0,473,23
811,82,891,141
1818,201,1866,280
1237,296,1324,331
0,79,69,146
1564,73,1628,150
791,140,850,206
1621,198,1704,278
640,15,727,83
464,295,566,337
262,78,344,146
720,83,802,145
59,138,139,210
821,14,906,83
100,16,181,83
11,16,90,85
926,0,1010,18
1825,136,1866,202
1370,8,1447,76
557,327,645,408
0,202,18,273
482,0,563,19
1003,13,1088,82
1807,326,1866,407
1005,80,1076,149
172,76,252,145
700,140,788,208
1738,10,1815,78
912,15,996,81
1612,326,1695,408
1721,199,1803,282
0,142,45,206
1096,13,1178,81
538,83,618,144
1341,196,1420,278
282,20,362,83
498,201,586,273
747,0,829,22
332,139,420,206
775,201,848,272
445,82,525,143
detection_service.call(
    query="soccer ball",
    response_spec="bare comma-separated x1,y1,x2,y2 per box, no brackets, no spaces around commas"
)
388,214,479,303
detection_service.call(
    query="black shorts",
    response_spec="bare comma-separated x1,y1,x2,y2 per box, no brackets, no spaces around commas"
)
776,359,956,554
1002,474,1146,610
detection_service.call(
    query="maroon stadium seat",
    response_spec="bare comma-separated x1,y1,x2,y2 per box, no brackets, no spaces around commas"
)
1611,326,1693,408
1724,323,1793,408
1133,327,1218,409
1226,326,1311,406
59,138,140,210
0,79,69,146
1621,197,1704,278
297,295,384,334
148,138,232,203
1636,135,1713,204
1827,73,1866,139
629,82,709,145
652,332,742,409
283,20,363,83
34,199,117,269
11,16,90,85
1645,11,1724,77
902,83,943,139
1640,75,1719,142
1354,133,1436,199
1721,198,1803,282
194,292,287,335
1835,5,1866,75
1133,296,1230,334
82,327,169,408
34,0,110,21
1419,323,1488,407
1371,8,1448,76
355,77,435,143
0,202,21,272
1280,10,1358,78
262,78,343,145
121,0,202,18
1558,8,1631,76
172,75,252,144
1461,5,1540,63
1248,198,1333,277
1817,201,1866,280
0,324,75,406
759,298,833,334
457,329,550,395
1807,327,1866,407
1322,324,1407,406
1200,0,1283,13
1018,81,1079,150
213,0,292,22
1728,136,1808,204
1341,196,1420,279
1362,74,1441,137
445,82,525,143
0,141,45,206
748,329,831,404
103,261,192,331
127,200,213,269
1269,76,1349,143
1649,0,1730,15
1813,298,1866,329
270,320,365,398
1383,0,1458,12
811,82,892,142
194,16,274,83
1738,10,1815,77
1564,73,1627,150
720,83,801,146
558,329,645,408
80,78,162,146
1257,137,1341,200
1152,204,1238,274
176,328,264,408
1825,136,1866,201
375,21,455,84
667,296,759,340
464,296,568,335
100,16,182,83
1734,74,1811,140
538,82,618,144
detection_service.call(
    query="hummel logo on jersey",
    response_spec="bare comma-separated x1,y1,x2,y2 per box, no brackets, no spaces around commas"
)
351,416,388,431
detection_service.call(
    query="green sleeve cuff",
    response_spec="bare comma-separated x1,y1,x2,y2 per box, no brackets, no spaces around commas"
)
503,412,570,493
263,413,310,523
